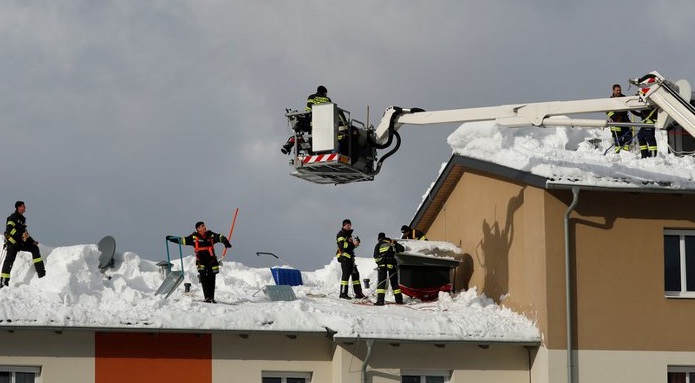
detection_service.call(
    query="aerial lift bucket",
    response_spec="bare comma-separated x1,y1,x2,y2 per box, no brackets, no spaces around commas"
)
289,103,376,185
155,238,185,299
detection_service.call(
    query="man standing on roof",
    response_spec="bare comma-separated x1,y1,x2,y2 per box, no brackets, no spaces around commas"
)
2,201,46,287
607,84,633,153
167,221,231,303
336,219,365,299
373,232,405,306
631,74,659,158
400,225,428,240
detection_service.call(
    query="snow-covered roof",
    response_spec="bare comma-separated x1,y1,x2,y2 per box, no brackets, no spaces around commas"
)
0,240,540,344
446,121,695,192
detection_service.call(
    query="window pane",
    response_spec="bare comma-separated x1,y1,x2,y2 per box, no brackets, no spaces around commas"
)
402,376,421,383
0,372,9,383
668,371,685,383
262,378,282,383
665,235,682,291
686,237,695,291
287,379,306,383
426,377,445,383
15,372,36,383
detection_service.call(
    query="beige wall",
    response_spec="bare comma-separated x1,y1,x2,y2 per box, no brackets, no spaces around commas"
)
543,347,695,383
426,171,554,347
560,189,695,351
0,330,535,383
212,332,334,382
339,341,532,383
424,165,695,354
0,330,95,383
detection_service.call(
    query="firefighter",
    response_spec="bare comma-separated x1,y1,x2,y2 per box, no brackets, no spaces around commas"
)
281,85,333,155
2,201,46,287
607,84,633,152
632,74,659,158
636,107,658,158
335,219,365,299
305,85,331,111
373,232,405,306
167,221,231,303
400,225,428,240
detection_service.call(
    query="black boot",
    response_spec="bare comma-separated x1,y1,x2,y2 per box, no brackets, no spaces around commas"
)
0,277,9,287
353,283,365,299
395,293,404,304
37,269,46,278
339,285,351,299
375,293,385,306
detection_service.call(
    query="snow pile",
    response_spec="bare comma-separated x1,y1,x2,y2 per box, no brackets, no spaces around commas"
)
0,242,540,343
447,121,695,189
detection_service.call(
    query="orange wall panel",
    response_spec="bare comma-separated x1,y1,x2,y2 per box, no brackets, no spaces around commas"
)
95,332,211,383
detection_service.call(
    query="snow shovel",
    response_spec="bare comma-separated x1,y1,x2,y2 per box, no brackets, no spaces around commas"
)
251,252,299,300
155,238,185,299
256,252,303,287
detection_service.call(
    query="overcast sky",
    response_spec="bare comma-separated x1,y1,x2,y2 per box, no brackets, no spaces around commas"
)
2,1,695,270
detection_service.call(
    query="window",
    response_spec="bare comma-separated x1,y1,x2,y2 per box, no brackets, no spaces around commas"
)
668,366,695,382
261,371,311,383
664,230,695,297
0,366,40,383
401,370,450,383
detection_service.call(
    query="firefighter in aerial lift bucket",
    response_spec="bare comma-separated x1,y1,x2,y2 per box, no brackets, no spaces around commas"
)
335,219,365,299
282,85,333,155
282,85,354,156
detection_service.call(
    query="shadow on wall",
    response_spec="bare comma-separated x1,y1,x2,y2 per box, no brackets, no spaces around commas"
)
477,188,524,303
454,253,474,291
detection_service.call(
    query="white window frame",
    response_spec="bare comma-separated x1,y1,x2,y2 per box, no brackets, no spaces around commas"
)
261,371,312,383
400,369,451,383
668,366,695,382
0,365,41,383
664,229,695,298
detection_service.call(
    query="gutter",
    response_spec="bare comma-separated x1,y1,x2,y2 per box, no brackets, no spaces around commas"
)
564,186,580,383
362,339,374,383
332,337,539,346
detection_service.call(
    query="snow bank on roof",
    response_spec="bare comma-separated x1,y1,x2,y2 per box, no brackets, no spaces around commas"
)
0,242,539,343
397,239,462,260
447,121,695,189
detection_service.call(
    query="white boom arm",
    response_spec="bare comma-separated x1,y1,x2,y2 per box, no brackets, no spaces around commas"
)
374,71,695,145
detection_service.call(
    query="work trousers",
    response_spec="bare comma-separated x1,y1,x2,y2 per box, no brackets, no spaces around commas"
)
1,242,44,283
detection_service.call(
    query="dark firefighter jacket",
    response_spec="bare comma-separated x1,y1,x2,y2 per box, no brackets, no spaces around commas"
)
305,93,332,112
373,237,404,266
4,212,34,248
607,92,630,123
176,231,229,274
401,228,427,241
336,228,357,260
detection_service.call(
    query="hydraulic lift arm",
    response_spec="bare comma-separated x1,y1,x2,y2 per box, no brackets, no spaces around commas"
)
287,71,695,185
374,71,695,145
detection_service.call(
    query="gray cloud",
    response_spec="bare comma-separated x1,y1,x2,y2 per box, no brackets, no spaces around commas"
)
2,1,695,270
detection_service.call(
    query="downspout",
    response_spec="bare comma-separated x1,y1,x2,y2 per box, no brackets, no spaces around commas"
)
564,187,580,383
362,339,374,383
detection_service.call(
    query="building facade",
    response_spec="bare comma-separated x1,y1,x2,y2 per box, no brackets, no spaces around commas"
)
410,155,695,383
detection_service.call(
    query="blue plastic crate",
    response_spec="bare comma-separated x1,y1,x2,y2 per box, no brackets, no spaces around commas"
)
271,267,303,286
